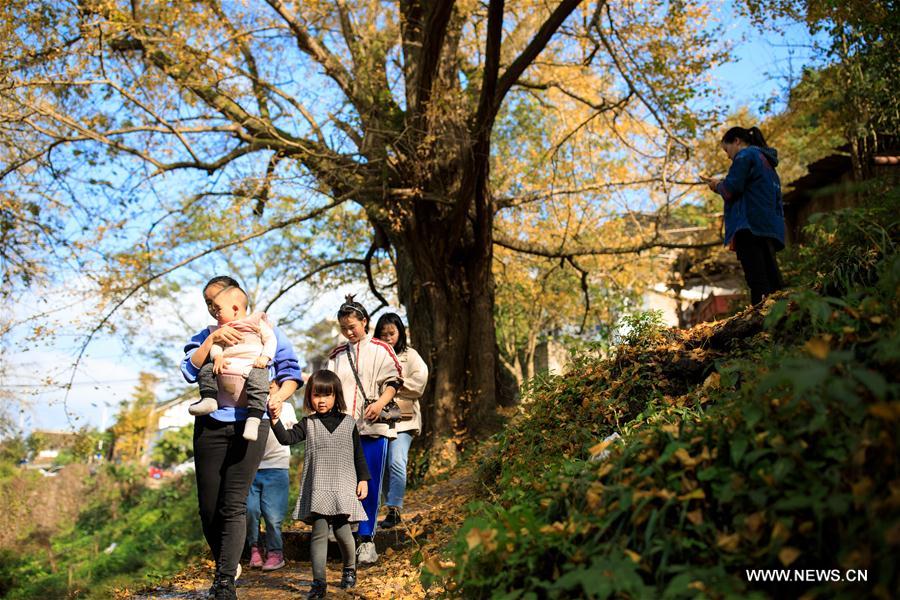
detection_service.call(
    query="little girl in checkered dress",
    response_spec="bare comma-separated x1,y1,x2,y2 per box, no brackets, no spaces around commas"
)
270,370,370,599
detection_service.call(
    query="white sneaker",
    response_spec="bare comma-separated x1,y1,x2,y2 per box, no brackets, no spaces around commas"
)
236,562,242,581
243,417,260,441
189,398,219,416
356,541,378,565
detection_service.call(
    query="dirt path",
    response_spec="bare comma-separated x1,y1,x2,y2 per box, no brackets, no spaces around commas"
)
128,466,475,599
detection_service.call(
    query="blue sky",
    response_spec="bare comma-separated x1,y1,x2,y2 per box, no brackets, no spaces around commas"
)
4,6,823,436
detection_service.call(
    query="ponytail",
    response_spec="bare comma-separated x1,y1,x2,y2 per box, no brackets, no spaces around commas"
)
722,126,768,148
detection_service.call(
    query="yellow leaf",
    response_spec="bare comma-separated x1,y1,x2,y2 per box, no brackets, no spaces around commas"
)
852,477,873,499
804,337,831,360
586,486,604,511
779,547,801,566
678,488,706,501
744,512,765,536
716,532,740,552
624,549,641,564
686,510,703,525
589,438,615,457
702,372,720,389
868,403,900,421
423,556,445,575
465,527,489,551
772,521,790,543
674,447,698,468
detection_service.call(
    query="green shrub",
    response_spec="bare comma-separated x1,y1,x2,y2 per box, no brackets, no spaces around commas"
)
436,196,900,598
2,469,205,599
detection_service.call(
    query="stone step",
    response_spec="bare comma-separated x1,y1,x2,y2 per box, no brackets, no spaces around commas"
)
277,524,429,561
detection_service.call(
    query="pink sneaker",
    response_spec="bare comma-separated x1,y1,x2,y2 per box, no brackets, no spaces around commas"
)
261,550,285,571
249,544,264,568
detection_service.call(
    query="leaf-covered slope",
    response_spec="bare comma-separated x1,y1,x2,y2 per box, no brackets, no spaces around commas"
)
438,196,900,599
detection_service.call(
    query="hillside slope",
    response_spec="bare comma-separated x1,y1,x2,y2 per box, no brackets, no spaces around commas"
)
438,191,900,599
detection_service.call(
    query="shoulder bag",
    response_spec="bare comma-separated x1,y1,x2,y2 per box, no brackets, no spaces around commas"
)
346,344,401,425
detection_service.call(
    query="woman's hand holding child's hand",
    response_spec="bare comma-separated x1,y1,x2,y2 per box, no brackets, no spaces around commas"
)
269,402,281,422
357,481,368,500
213,355,227,374
253,356,270,369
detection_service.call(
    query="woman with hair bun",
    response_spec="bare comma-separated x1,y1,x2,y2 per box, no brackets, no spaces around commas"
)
702,126,785,304
326,295,402,565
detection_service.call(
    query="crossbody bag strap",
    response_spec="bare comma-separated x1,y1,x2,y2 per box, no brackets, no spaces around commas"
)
345,343,372,405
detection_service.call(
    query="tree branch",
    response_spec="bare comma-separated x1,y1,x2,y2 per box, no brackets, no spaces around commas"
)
263,0,357,105
494,0,587,115
364,240,390,312
415,0,456,113
493,231,721,257
263,257,368,312
63,196,349,419
592,5,691,150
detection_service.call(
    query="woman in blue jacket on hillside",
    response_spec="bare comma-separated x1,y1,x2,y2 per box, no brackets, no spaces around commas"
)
181,275,302,600
703,126,785,304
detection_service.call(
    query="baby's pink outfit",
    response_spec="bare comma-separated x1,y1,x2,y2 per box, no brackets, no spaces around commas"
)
210,312,276,407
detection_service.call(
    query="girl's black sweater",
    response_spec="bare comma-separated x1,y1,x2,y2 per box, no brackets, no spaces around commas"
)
271,409,370,481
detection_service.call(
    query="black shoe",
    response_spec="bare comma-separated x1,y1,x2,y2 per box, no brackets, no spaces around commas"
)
340,567,357,589
212,576,237,600
307,579,327,599
380,506,401,529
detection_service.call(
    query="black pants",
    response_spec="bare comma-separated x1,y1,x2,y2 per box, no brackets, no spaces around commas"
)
197,361,270,420
193,415,269,578
734,229,784,305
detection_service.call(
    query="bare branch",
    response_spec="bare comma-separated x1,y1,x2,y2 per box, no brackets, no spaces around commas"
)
364,240,390,311
263,257,367,312
592,5,691,150
205,0,271,122
63,196,349,418
496,179,706,209
263,0,357,104
494,0,586,115
493,230,722,257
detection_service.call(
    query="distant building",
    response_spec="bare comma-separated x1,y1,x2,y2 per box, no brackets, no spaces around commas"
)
784,136,900,245
26,429,79,467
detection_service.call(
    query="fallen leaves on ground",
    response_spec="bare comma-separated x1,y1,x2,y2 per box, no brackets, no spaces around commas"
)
126,463,478,599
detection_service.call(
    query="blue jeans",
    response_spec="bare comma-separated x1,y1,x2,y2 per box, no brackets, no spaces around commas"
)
385,431,413,509
246,468,290,552
358,436,388,539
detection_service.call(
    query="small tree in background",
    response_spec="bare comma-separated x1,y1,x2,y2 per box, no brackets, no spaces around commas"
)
109,373,159,464
151,424,193,467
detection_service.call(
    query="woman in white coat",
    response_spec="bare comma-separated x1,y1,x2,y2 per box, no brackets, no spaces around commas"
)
374,313,429,529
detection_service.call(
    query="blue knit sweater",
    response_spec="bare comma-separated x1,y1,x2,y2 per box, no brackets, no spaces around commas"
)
715,146,785,249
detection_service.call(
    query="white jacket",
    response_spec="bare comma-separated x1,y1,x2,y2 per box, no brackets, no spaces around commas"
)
394,347,429,435
327,337,403,438
259,401,297,470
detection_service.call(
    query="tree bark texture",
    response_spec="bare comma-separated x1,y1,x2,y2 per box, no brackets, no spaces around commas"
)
391,205,498,460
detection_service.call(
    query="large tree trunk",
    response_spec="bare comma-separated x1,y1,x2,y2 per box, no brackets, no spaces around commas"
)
392,212,498,468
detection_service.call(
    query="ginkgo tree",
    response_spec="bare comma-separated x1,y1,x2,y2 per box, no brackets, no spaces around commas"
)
1,0,727,456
